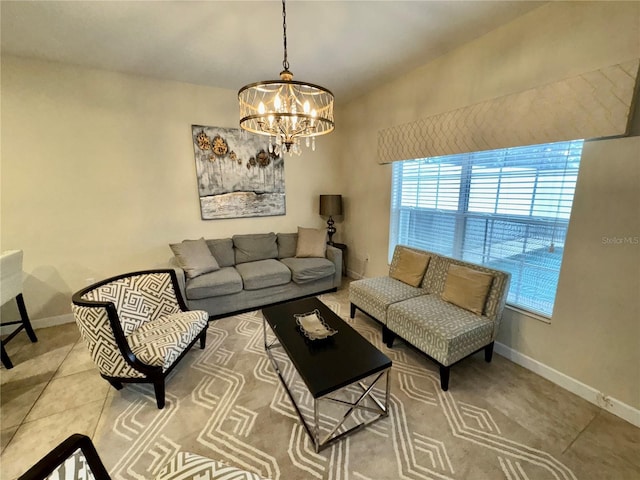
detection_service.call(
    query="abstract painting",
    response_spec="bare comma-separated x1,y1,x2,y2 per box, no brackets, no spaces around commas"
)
191,125,285,219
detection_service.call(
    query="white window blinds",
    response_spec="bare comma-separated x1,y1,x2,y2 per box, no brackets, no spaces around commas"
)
389,140,584,317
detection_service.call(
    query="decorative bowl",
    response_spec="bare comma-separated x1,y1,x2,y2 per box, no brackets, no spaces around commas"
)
294,309,337,341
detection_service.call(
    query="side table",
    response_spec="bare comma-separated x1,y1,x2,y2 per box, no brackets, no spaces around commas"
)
330,242,347,276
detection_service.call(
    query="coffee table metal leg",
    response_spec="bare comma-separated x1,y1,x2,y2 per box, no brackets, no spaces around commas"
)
263,318,318,449
317,368,390,449
385,369,391,412
263,317,391,453
263,316,267,348
314,401,320,452
355,369,390,415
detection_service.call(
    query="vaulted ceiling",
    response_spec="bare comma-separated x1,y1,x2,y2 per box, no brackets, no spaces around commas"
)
1,1,545,102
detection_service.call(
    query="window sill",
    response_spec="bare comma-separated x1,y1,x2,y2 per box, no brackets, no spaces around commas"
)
505,304,551,324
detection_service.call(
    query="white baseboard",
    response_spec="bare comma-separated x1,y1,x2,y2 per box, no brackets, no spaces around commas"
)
346,268,364,280
495,342,640,428
1,313,75,336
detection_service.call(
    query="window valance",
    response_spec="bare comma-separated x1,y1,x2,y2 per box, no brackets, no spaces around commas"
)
378,59,639,164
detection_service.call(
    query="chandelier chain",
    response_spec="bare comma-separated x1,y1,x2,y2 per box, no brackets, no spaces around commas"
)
281,0,289,71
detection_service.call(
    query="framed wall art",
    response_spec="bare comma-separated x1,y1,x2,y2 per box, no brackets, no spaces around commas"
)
191,125,285,219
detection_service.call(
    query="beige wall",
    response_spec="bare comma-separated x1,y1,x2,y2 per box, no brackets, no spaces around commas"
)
499,136,640,410
0,56,341,319
337,1,640,408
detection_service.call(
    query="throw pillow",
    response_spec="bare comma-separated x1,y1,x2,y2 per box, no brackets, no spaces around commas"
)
390,249,431,287
205,238,235,267
170,238,220,279
295,227,327,258
277,232,298,259
232,233,278,264
441,264,494,315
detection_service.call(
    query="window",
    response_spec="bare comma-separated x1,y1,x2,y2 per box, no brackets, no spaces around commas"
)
389,140,584,317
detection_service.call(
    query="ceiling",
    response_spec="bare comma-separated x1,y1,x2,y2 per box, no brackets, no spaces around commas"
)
1,1,545,102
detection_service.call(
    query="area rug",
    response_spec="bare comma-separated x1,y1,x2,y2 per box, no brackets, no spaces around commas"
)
94,292,578,480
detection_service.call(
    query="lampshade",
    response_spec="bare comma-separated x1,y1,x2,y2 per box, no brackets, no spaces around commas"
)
319,195,343,216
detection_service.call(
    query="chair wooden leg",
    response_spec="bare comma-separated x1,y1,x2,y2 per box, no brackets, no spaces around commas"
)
16,294,37,343
439,365,450,391
383,326,395,348
1,344,13,369
484,342,494,363
350,303,356,319
107,379,123,390
154,380,166,409
199,331,207,349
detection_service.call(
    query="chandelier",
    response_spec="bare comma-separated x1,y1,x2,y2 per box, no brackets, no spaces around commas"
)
238,0,334,156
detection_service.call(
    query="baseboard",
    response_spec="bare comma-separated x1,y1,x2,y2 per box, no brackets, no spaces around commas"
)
0,313,75,336
346,268,364,280
495,342,640,428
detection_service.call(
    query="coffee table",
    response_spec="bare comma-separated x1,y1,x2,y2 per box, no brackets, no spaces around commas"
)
262,297,391,452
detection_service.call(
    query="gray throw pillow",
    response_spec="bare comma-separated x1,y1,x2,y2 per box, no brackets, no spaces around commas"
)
277,233,298,259
205,238,235,267
170,238,220,279
233,233,278,264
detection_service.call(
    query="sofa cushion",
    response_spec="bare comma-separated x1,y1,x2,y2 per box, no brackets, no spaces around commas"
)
205,238,235,267
280,257,335,284
387,295,494,366
390,248,431,287
441,264,494,315
296,227,327,258
349,276,425,324
277,232,298,259
233,233,278,264
170,238,220,279
185,267,243,300
127,309,208,370
235,259,291,290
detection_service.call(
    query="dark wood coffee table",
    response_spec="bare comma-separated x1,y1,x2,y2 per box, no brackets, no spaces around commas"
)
262,296,391,452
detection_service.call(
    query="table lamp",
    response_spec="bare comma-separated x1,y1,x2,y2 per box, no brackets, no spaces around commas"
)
319,194,343,245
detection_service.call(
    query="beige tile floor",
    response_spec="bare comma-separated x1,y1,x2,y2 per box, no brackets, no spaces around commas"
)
2,305,640,480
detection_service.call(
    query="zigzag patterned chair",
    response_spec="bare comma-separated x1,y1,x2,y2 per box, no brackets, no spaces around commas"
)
18,434,267,480
72,269,209,409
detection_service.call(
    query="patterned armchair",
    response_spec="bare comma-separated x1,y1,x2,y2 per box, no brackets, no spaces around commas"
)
18,434,109,480
72,269,209,409
18,434,266,480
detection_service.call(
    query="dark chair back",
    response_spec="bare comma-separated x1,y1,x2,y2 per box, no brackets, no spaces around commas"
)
18,434,111,480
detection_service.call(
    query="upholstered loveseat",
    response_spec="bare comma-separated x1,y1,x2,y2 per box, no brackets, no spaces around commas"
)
350,245,510,390
170,230,342,318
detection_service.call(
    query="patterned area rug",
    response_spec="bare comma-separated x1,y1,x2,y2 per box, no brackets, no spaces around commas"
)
94,292,578,480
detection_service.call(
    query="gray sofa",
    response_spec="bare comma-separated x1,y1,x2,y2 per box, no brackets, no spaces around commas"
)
170,232,342,318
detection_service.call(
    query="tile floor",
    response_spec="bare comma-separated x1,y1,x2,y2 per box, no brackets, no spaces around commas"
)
2,300,640,480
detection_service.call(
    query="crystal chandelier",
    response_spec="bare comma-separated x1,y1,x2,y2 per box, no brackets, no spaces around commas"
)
238,0,334,156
